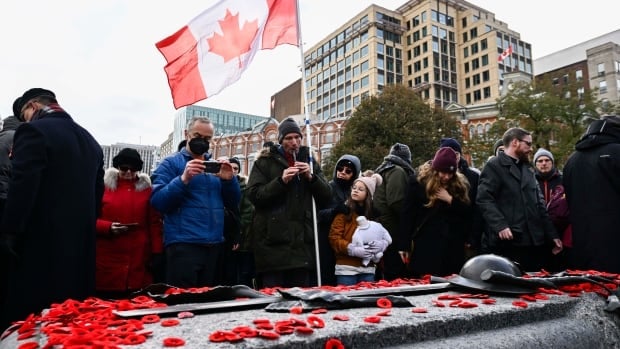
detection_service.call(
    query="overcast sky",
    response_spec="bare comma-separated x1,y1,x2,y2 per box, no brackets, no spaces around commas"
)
0,0,617,146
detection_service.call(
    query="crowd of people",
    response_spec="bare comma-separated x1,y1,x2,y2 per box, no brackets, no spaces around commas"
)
0,87,618,331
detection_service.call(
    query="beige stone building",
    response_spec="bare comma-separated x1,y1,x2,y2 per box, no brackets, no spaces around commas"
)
297,0,532,138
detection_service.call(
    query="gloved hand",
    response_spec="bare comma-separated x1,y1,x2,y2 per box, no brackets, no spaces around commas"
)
333,202,350,215
367,240,390,253
347,243,372,259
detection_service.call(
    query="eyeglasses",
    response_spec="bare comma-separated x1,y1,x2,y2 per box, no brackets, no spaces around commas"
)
518,139,532,147
119,166,138,172
336,166,353,175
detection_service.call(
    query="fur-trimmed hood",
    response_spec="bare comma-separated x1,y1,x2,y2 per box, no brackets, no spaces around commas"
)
104,168,151,191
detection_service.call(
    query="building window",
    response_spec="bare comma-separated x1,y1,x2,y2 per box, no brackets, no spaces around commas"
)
599,80,607,94
481,38,488,50
576,69,583,81
483,86,491,99
598,63,605,77
463,47,469,58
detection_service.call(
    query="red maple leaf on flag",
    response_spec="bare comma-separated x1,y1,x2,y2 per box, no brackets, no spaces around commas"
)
207,9,259,68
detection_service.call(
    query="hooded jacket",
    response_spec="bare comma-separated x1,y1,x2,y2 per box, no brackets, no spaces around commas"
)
95,168,163,291
317,154,361,285
246,144,331,273
564,116,620,272
150,148,241,246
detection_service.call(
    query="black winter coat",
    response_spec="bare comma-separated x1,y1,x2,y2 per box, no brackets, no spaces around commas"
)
477,152,557,250
0,111,104,327
564,118,620,273
246,145,331,273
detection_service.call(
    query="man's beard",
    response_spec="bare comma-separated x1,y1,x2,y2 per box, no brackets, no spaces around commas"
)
516,149,530,163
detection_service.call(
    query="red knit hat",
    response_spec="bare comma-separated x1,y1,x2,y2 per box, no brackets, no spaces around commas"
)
431,147,458,173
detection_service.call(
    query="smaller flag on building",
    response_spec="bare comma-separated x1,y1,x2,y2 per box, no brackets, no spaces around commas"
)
156,0,299,109
498,44,513,62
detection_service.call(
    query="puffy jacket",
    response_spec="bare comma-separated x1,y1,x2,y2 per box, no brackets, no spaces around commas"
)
150,149,240,246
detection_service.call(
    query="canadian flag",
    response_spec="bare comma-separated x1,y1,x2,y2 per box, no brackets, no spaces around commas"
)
498,44,513,62
156,0,298,109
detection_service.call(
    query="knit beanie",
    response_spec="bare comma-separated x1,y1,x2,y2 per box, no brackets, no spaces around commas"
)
534,148,554,164
112,148,143,171
439,138,462,154
278,118,302,143
431,147,458,173
389,143,412,164
354,173,383,198
228,157,241,168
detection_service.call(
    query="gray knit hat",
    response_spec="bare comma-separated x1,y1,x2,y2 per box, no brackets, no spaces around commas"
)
278,118,302,143
389,143,412,164
534,148,554,164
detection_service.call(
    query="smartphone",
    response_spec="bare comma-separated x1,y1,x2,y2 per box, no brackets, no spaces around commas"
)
202,160,222,173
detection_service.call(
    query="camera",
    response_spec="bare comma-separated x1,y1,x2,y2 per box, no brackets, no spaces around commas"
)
202,160,222,173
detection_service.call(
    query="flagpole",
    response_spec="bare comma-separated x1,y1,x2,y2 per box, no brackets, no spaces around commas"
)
295,0,322,286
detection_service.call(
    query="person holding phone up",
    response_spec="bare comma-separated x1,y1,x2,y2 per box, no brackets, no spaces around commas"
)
150,117,240,288
95,148,163,299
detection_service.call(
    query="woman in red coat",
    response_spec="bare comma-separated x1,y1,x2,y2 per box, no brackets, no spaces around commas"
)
95,148,163,298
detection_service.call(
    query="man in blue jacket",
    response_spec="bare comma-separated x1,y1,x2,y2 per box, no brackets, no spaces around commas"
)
150,116,240,288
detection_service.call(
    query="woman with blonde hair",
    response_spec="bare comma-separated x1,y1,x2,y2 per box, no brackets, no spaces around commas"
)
399,147,471,278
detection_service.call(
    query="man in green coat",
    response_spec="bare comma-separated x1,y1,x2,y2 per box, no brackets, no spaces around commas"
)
247,118,331,288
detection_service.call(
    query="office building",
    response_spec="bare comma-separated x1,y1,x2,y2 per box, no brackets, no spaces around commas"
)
534,29,620,107
170,105,268,155
298,0,531,125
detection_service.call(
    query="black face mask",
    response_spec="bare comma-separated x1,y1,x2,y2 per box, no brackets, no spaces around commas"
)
188,137,209,155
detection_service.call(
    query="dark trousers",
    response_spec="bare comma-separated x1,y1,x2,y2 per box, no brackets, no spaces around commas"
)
165,243,222,288
260,268,311,288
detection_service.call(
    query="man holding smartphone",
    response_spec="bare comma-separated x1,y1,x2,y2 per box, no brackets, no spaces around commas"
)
247,117,331,288
150,116,240,288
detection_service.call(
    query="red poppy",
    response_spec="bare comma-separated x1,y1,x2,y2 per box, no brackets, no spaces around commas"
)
295,326,314,335
376,309,391,316
332,314,350,321
512,301,528,308
275,325,295,335
163,337,186,347
457,301,478,308
122,334,146,345
325,338,345,349
255,322,274,330
411,307,428,313
208,331,228,342
17,330,35,340
161,319,180,327
481,298,497,305
363,316,381,324
376,298,392,308
290,306,304,314
252,318,271,324
311,308,328,314
258,330,280,340
177,311,194,319
307,315,325,328
141,314,160,324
